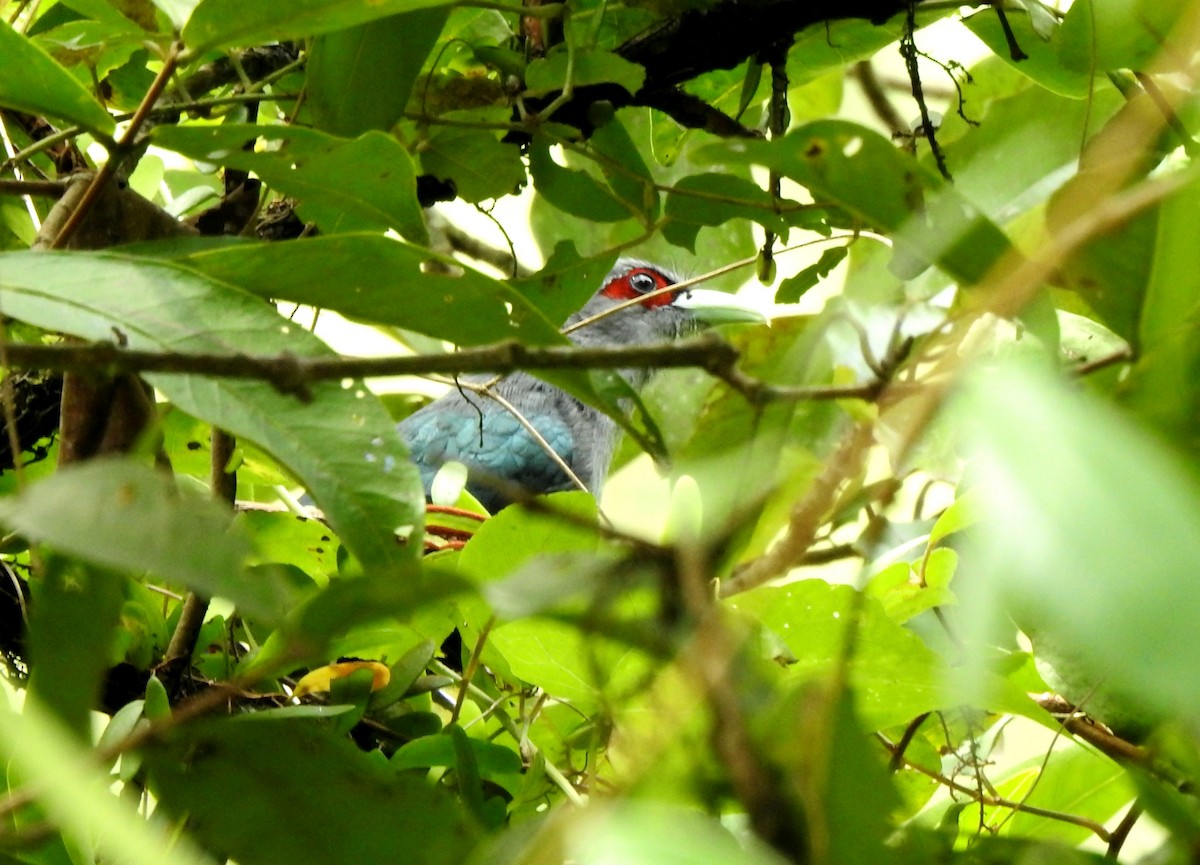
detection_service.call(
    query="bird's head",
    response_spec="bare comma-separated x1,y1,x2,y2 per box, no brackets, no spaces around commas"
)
565,258,768,347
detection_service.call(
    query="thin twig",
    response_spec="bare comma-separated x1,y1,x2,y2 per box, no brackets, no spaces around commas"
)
876,734,1112,841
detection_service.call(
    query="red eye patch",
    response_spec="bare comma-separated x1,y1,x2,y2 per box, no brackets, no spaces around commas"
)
600,267,678,309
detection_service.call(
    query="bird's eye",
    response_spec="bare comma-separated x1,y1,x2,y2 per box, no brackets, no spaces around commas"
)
629,272,658,294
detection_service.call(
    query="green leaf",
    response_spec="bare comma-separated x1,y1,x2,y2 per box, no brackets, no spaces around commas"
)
307,8,448,137
0,695,216,865
525,48,645,97
150,0,202,30
663,173,818,253
0,250,424,578
962,6,1092,97
141,714,474,865
182,0,456,53
775,246,848,303
27,557,124,736
0,19,114,136
590,117,658,223
728,580,1037,730
963,745,1132,845
1120,176,1200,454
927,488,983,549
245,564,467,674
421,123,526,203
0,460,312,625
529,138,631,223
1059,0,1191,74
961,363,1200,727
566,801,785,865
696,120,1013,285
391,730,522,793
151,125,427,243
173,234,564,347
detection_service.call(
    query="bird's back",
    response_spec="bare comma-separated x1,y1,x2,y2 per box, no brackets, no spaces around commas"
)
397,371,614,513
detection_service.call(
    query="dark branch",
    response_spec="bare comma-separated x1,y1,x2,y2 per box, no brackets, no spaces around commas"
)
0,338,883,406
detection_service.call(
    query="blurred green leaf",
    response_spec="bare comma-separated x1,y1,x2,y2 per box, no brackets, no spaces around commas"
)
1058,0,1191,74
0,460,251,603
26,557,124,736
962,363,1200,727
0,694,215,865
729,580,1038,730
1120,176,1200,454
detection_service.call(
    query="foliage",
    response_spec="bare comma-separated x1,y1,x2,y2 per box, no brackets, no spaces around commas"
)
0,0,1197,864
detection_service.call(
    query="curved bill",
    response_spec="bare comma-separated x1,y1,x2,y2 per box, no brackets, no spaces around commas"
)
674,288,773,325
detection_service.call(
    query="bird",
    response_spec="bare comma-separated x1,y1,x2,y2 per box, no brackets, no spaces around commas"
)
398,258,765,513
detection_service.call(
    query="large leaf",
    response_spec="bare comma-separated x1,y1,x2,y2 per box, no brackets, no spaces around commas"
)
151,125,427,243
142,714,474,865
0,19,115,136
960,363,1200,728
529,138,632,223
172,234,565,346
307,8,448,137
182,0,456,53
0,250,424,577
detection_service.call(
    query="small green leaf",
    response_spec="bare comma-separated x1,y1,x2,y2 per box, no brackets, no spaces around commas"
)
0,19,114,136
529,139,631,223
421,123,526,203
525,48,645,97
143,675,171,721
775,246,848,303
927,488,982,548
